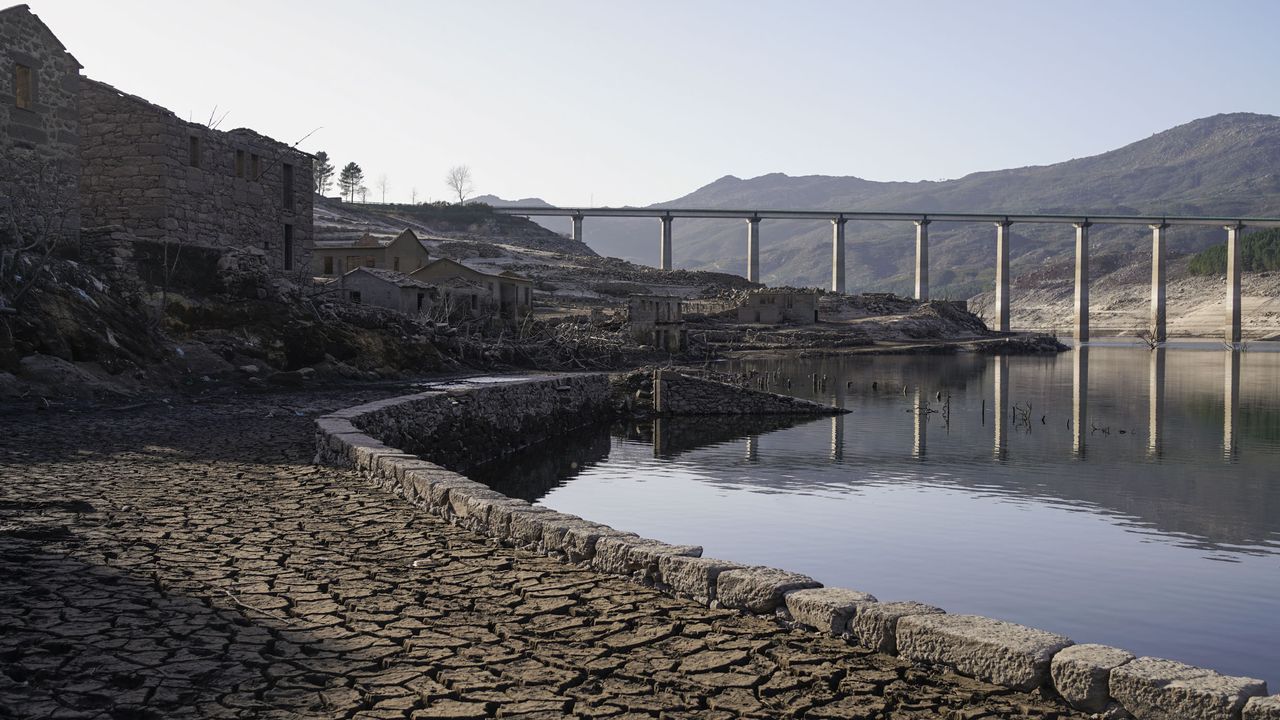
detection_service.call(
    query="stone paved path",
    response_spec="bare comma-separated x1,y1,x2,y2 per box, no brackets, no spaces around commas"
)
0,390,1086,719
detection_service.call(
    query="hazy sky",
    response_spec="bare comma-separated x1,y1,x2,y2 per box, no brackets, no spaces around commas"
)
30,0,1280,206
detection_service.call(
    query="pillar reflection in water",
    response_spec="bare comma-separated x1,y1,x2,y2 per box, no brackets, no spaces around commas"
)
913,387,927,460
1224,350,1240,462
652,417,665,458
993,356,1009,460
1147,348,1165,458
745,434,759,463
830,382,845,462
1073,346,1089,458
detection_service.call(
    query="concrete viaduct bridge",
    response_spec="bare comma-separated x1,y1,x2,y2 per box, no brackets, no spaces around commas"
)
491,206,1280,343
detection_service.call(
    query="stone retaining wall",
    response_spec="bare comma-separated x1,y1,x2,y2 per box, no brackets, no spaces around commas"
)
315,374,1275,720
653,369,847,416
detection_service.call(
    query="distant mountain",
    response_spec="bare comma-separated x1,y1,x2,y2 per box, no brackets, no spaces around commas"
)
490,113,1280,297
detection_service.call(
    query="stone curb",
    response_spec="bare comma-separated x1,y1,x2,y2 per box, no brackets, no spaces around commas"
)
314,374,1275,720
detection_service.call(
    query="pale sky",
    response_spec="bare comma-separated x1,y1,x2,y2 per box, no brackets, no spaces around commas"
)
29,0,1280,207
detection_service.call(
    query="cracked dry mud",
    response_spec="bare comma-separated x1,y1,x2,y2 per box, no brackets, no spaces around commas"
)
0,389,1087,719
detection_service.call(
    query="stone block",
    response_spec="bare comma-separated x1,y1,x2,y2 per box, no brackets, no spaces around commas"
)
508,508,580,548
561,524,636,563
656,555,746,605
448,486,521,529
315,417,357,437
1050,644,1135,713
349,439,396,472
1246,696,1280,720
592,536,701,579
487,503,548,539
784,587,877,635
1110,657,1267,720
539,516,604,556
715,567,821,614
895,614,1073,690
426,475,482,513
850,601,944,654
374,453,419,482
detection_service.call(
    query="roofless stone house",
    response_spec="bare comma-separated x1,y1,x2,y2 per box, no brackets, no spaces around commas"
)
3,5,314,271
79,79,314,271
0,4,81,245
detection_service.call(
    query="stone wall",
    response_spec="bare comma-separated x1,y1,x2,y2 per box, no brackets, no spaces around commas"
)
316,373,1277,720
653,369,845,416
0,6,80,245
79,78,312,271
345,374,615,474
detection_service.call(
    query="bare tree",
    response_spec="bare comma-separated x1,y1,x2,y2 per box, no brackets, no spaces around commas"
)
411,187,418,205
0,157,74,316
376,174,389,204
445,165,474,204
357,185,369,204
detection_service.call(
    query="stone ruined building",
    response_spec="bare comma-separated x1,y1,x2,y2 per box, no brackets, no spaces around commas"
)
311,228,432,278
737,290,819,325
627,295,685,351
79,78,314,271
409,258,533,320
0,5,81,247
333,266,435,316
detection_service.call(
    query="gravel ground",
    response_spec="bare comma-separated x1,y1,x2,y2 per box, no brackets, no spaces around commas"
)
0,388,1086,719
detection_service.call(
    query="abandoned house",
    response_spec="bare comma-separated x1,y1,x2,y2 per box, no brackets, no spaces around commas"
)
410,258,533,320
737,290,819,325
627,294,685,351
335,266,435,316
434,277,490,320
78,78,314,271
311,228,432,278
0,4,82,245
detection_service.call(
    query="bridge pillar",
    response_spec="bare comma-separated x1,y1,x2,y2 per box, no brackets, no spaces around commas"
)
1074,222,1090,343
571,214,583,245
746,217,761,283
914,219,930,301
830,217,846,293
1225,223,1244,344
1150,223,1168,343
659,215,673,271
994,220,1013,332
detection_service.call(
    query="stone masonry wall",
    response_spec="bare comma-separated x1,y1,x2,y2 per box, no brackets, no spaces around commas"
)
317,374,1276,720
653,369,846,416
0,6,80,244
348,374,615,473
79,79,313,271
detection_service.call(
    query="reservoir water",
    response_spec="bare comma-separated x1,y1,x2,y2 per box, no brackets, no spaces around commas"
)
470,343,1280,685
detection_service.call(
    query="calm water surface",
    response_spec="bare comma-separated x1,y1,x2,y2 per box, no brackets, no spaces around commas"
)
470,344,1280,684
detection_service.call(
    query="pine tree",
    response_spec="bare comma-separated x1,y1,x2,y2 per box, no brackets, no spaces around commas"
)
313,151,335,195
337,162,363,203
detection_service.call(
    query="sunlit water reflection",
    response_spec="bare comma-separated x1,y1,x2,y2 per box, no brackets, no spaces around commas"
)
470,343,1280,684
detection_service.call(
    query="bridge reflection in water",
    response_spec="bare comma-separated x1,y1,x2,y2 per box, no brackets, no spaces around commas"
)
468,347,1280,686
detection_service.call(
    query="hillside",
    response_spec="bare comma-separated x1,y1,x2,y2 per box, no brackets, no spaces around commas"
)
492,113,1280,299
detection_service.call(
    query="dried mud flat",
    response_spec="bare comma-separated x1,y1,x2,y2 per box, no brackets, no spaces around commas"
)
0,389,1085,719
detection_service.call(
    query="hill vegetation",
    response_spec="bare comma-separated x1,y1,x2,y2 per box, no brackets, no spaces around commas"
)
1188,228,1280,275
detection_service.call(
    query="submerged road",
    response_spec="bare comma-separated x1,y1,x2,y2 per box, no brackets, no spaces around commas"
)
0,389,1085,719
